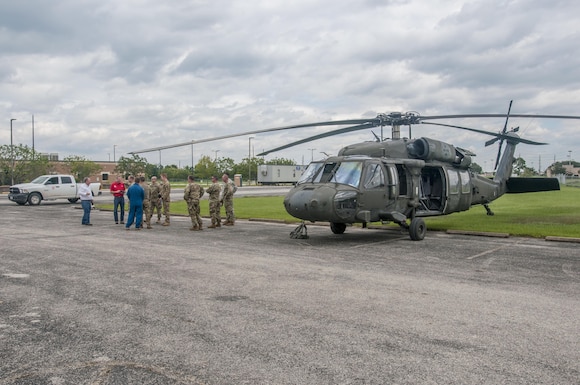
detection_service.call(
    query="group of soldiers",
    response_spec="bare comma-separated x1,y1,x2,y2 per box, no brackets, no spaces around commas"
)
183,173,236,230
113,172,236,230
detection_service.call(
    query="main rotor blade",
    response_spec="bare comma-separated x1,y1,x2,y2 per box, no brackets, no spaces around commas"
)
129,118,377,154
422,122,546,145
421,121,501,136
420,113,580,120
257,122,377,156
130,111,580,155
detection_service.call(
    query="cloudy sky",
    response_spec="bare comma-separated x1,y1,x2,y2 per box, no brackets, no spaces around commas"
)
2,0,579,172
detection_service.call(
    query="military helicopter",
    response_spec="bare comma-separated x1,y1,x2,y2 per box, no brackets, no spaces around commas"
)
130,102,580,240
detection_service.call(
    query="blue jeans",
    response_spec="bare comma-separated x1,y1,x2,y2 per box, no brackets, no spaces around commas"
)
113,196,125,222
81,200,91,224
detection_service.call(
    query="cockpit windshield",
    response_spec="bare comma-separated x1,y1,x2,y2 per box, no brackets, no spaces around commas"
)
297,161,324,184
330,161,362,187
298,160,363,188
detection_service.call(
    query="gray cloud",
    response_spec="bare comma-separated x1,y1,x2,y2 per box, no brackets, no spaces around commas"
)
1,0,579,171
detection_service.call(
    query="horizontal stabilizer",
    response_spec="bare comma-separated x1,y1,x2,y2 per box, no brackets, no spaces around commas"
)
506,178,560,193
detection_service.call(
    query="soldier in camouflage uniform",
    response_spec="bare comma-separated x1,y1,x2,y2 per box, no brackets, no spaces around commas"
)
221,173,235,226
184,175,204,231
160,173,171,226
140,176,152,229
206,175,221,228
149,176,162,224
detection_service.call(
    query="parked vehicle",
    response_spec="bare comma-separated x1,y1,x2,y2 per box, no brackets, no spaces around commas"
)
8,175,101,205
257,165,307,185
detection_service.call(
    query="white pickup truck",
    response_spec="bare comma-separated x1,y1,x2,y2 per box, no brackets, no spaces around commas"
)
8,174,101,206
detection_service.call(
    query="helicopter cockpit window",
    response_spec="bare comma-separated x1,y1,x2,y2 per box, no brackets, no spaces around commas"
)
362,163,385,189
330,161,363,188
297,161,324,184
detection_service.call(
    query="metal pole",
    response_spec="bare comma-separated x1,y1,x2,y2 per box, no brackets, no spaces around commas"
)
113,145,117,163
248,137,254,186
10,118,16,185
31,114,35,159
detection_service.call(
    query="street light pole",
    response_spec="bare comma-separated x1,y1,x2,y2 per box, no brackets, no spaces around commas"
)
113,144,117,163
308,148,316,162
10,118,16,185
248,137,254,186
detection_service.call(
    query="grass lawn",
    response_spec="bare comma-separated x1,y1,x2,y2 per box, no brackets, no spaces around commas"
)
98,186,580,238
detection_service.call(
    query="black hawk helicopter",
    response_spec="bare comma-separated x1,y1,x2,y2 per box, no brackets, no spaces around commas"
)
130,102,580,240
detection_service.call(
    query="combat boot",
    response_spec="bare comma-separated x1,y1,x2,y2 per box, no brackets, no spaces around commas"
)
207,224,216,229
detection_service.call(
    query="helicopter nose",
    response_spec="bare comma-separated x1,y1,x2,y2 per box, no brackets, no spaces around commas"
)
284,185,336,221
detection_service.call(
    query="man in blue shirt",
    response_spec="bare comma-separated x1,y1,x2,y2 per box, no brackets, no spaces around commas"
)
125,179,144,230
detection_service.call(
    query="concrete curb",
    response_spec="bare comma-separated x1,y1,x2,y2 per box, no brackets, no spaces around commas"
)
545,236,580,243
446,229,510,238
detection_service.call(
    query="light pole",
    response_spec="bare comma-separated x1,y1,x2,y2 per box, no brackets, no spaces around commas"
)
248,137,254,185
213,149,220,161
568,150,572,166
113,145,117,163
307,148,316,162
10,118,16,185
191,143,194,171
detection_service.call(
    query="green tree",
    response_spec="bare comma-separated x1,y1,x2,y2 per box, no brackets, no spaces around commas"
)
215,157,235,176
265,157,296,165
115,154,148,178
235,157,265,182
0,144,53,185
161,165,189,181
194,155,218,180
63,155,101,180
512,157,527,176
145,163,162,179
469,162,483,174
550,162,567,175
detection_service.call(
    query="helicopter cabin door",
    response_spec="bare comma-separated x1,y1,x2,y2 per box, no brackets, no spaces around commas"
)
417,166,446,214
443,168,472,214
358,161,389,222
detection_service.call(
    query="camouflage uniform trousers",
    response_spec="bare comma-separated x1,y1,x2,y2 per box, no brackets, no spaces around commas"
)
223,197,234,224
142,201,152,228
162,199,170,224
187,199,202,229
150,198,162,222
209,199,221,227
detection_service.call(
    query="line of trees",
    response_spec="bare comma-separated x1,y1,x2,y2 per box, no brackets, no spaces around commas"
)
0,144,104,185
1,144,298,185
115,154,297,182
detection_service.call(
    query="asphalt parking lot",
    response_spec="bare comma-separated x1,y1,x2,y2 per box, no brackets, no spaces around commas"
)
1,199,579,384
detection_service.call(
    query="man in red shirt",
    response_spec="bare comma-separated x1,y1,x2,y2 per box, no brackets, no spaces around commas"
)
110,175,126,224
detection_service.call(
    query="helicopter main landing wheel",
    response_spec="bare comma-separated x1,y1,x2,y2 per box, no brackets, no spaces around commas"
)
330,222,347,234
409,218,426,241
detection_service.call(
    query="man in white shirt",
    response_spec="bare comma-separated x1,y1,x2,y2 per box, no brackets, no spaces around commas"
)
78,177,93,226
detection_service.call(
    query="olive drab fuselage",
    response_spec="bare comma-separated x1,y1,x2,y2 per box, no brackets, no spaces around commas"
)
284,134,559,240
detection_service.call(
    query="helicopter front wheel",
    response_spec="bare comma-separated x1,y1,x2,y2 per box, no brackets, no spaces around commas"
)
330,222,347,234
409,218,426,241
